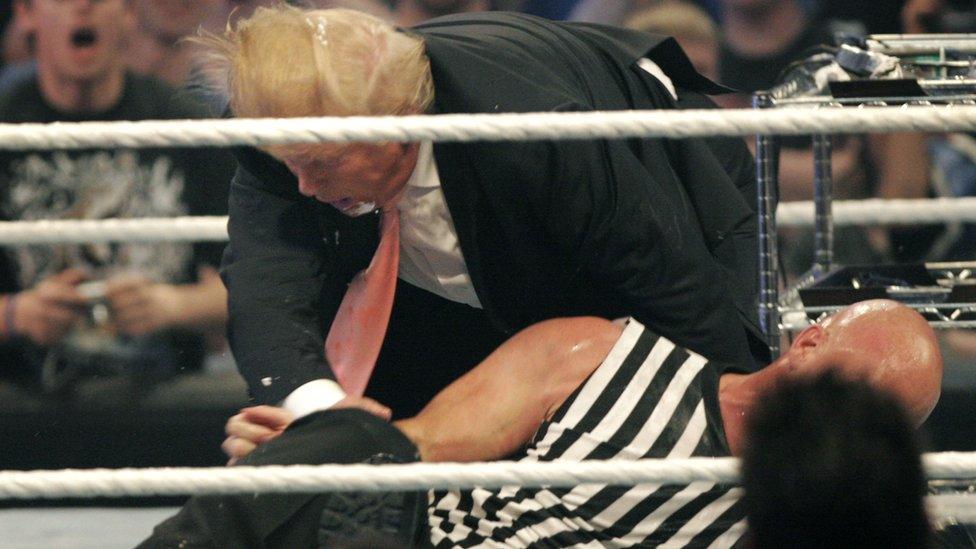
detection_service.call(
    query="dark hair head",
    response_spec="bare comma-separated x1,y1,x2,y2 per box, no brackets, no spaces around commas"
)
741,370,930,548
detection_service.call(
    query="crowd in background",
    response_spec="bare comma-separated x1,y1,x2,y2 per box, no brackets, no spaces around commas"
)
0,0,973,398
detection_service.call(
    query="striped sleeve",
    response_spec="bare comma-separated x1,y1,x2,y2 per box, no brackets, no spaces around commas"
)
428,318,745,548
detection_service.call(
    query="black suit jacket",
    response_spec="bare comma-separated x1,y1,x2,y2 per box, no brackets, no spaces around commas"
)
222,13,768,405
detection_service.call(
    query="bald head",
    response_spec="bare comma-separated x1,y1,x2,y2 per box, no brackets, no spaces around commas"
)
786,300,942,426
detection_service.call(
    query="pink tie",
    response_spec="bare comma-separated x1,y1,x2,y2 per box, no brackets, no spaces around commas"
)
325,206,399,396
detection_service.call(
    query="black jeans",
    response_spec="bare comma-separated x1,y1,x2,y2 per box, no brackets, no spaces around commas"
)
138,408,425,549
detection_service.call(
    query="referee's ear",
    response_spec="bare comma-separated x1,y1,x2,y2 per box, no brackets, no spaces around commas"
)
787,324,826,370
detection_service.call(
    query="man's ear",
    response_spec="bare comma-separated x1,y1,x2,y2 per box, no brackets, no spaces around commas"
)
790,324,825,356
13,0,35,35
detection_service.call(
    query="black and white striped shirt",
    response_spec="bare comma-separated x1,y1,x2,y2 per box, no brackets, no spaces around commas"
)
427,319,746,548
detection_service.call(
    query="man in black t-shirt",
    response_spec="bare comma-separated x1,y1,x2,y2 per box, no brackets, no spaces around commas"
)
0,0,233,389
715,0,864,107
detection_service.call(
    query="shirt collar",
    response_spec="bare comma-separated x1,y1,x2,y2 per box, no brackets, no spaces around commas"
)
404,141,440,189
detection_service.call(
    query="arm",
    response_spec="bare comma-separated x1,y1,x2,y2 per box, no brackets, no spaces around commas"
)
870,132,930,200
221,158,338,405
104,266,228,337
223,316,623,464
395,316,621,462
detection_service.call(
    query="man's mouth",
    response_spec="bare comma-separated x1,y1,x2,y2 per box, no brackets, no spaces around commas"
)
70,28,98,49
329,198,377,217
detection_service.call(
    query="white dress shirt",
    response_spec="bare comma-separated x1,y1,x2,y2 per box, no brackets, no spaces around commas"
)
282,59,677,418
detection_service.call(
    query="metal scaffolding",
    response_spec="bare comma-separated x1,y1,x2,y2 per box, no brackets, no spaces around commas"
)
755,34,976,356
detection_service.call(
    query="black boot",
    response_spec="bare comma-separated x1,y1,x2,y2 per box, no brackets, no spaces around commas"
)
317,453,427,548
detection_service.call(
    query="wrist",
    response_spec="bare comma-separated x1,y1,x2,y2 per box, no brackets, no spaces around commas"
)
158,283,186,329
393,418,430,462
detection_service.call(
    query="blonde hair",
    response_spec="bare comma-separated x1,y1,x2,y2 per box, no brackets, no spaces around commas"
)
624,1,719,46
196,4,434,120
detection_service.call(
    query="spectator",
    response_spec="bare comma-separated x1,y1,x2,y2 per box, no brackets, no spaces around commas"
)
567,0,634,24
715,0,924,282
741,370,930,548
716,0,860,107
624,0,720,80
517,0,585,20
1,0,29,66
393,0,489,26
816,0,906,34
0,0,36,94
125,0,224,88
0,0,233,393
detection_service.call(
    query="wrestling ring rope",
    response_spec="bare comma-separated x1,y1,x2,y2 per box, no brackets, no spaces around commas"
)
1,105,976,149
3,197,976,244
3,453,976,499
4,107,976,540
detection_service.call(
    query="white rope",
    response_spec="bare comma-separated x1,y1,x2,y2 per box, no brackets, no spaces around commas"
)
0,198,972,244
1,106,975,150
0,452,973,500
776,198,976,227
930,493,976,526
0,217,228,244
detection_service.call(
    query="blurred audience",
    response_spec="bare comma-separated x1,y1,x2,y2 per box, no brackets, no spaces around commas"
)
716,0,860,108
0,0,34,93
393,0,489,26
517,0,584,20
126,0,223,88
565,0,634,24
0,0,233,394
1,0,27,66
891,0,976,364
624,0,719,80
716,0,882,279
741,370,931,548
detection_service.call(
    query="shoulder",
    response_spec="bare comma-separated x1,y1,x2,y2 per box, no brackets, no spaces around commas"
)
0,73,44,121
413,11,665,63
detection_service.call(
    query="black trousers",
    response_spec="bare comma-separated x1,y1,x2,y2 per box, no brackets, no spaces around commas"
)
138,409,424,549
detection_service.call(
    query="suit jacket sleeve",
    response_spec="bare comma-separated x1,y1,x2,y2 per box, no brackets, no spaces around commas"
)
221,157,339,404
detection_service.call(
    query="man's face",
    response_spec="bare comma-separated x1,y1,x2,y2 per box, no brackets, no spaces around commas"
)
272,143,418,216
20,0,134,84
791,300,943,426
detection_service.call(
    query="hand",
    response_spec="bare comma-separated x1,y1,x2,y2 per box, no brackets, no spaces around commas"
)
332,394,393,420
220,396,392,465
105,275,183,336
222,405,295,465
12,269,89,345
